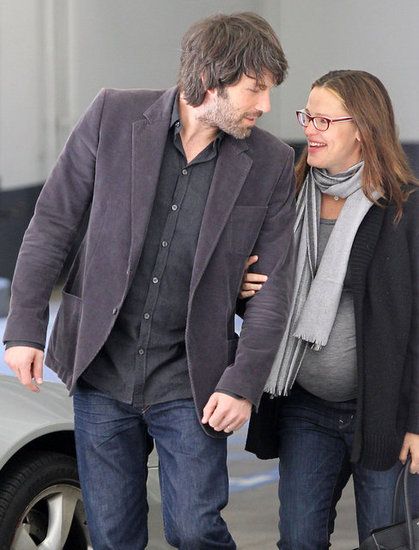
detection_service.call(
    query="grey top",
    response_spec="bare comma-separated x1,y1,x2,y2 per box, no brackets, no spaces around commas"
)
82,101,222,408
296,218,357,401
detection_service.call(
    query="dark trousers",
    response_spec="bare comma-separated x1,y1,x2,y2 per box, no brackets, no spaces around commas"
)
276,386,419,549
73,383,236,549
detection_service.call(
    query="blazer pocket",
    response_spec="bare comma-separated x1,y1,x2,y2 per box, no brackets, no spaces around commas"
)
229,205,268,255
49,291,82,368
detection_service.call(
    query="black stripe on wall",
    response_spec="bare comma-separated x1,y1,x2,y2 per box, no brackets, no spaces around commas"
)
0,142,418,280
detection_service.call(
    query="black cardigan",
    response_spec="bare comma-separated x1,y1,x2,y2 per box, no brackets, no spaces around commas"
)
246,187,419,471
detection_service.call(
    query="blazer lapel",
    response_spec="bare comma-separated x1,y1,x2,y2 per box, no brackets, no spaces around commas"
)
129,88,177,266
190,135,253,294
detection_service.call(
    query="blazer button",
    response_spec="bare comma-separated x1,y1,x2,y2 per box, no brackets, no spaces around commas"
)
112,307,118,315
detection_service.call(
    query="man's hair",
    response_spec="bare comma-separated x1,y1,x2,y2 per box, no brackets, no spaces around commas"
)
178,12,288,106
295,70,418,221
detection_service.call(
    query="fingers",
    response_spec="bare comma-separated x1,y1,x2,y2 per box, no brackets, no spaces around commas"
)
399,442,409,464
33,352,44,385
239,289,257,299
399,432,419,473
243,273,268,284
4,347,44,393
202,393,218,424
244,255,259,270
202,393,252,433
240,270,268,299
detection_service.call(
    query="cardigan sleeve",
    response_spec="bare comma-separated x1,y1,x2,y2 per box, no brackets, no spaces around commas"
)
406,187,419,433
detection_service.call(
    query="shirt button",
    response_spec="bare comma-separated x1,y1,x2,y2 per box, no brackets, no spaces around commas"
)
182,168,188,175
143,312,150,320
112,308,118,315
161,240,168,247
152,277,159,284
171,204,178,211
138,348,145,355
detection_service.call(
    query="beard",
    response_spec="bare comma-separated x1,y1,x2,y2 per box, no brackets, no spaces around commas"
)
197,92,262,139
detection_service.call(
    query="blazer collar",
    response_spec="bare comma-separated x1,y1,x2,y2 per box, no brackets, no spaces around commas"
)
190,133,252,294
142,86,178,123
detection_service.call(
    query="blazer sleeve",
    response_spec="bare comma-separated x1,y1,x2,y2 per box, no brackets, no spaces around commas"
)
406,187,419,433
3,89,107,346
215,147,296,408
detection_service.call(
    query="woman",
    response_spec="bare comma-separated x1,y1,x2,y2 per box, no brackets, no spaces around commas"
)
241,70,419,548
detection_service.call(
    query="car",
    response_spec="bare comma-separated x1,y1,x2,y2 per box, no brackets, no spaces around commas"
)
0,374,170,549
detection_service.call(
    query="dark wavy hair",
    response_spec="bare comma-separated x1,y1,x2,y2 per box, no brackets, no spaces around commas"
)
295,70,418,221
178,12,288,106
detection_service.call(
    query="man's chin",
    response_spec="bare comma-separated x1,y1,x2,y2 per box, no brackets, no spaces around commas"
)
225,126,252,140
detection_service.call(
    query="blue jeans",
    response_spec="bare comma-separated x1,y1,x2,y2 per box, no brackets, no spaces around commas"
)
276,386,419,549
73,383,236,550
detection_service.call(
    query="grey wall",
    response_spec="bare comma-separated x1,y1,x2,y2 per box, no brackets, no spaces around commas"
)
1,0,418,192
260,0,419,142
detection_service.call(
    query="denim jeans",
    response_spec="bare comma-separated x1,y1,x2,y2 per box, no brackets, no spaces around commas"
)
276,385,419,550
73,382,236,550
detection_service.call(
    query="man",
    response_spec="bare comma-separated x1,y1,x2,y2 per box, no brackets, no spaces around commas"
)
4,12,295,550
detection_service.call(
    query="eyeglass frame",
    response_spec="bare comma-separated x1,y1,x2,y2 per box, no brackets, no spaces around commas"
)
296,109,353,132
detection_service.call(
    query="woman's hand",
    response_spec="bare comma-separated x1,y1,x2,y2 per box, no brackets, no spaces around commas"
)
239,255,268,299
399,432,419,473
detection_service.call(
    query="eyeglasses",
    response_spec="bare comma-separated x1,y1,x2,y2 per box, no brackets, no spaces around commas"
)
296,110,353,132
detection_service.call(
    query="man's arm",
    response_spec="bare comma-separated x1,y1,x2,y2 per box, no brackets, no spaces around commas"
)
3,89,107,388
203,147,296,431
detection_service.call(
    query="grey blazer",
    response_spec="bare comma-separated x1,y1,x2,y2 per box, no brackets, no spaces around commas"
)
4,87,295,436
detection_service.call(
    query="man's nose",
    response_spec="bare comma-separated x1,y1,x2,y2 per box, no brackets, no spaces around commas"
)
256,90,271,114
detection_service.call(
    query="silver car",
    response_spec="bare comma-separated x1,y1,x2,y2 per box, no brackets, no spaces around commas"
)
0,374,169,549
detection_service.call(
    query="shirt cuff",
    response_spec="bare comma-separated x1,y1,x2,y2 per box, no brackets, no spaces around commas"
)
4,341,45,351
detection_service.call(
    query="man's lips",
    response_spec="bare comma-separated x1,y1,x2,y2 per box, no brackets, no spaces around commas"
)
243,111,263,122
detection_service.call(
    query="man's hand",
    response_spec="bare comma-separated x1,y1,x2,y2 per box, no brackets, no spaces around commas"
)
399,432,419,474
201,392,252,433
4,346,44,392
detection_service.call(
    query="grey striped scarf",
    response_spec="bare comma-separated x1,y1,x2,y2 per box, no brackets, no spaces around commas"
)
264,161,376,396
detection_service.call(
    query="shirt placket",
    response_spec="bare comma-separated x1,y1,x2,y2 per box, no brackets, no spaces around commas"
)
133,160,192,408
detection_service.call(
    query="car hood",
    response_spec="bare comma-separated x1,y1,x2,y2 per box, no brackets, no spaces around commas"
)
0,375,73,469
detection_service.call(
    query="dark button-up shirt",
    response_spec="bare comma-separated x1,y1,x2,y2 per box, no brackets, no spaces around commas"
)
81,100,223,408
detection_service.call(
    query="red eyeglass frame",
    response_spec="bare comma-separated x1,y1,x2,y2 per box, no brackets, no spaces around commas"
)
296,109,353,131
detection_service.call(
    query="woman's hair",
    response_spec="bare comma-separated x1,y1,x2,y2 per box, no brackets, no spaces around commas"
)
295,70,418,221
178,12,288,107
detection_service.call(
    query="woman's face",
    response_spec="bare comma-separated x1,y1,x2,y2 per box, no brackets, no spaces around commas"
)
304,86,362,175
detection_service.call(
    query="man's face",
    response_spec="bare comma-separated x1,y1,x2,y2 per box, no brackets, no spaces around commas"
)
198,73,274,139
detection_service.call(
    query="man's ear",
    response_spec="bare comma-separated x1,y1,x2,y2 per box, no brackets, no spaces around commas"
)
200,72,216,98
205,87,217,98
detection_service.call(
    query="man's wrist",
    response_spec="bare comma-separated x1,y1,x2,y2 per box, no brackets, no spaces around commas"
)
216,389,245,400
